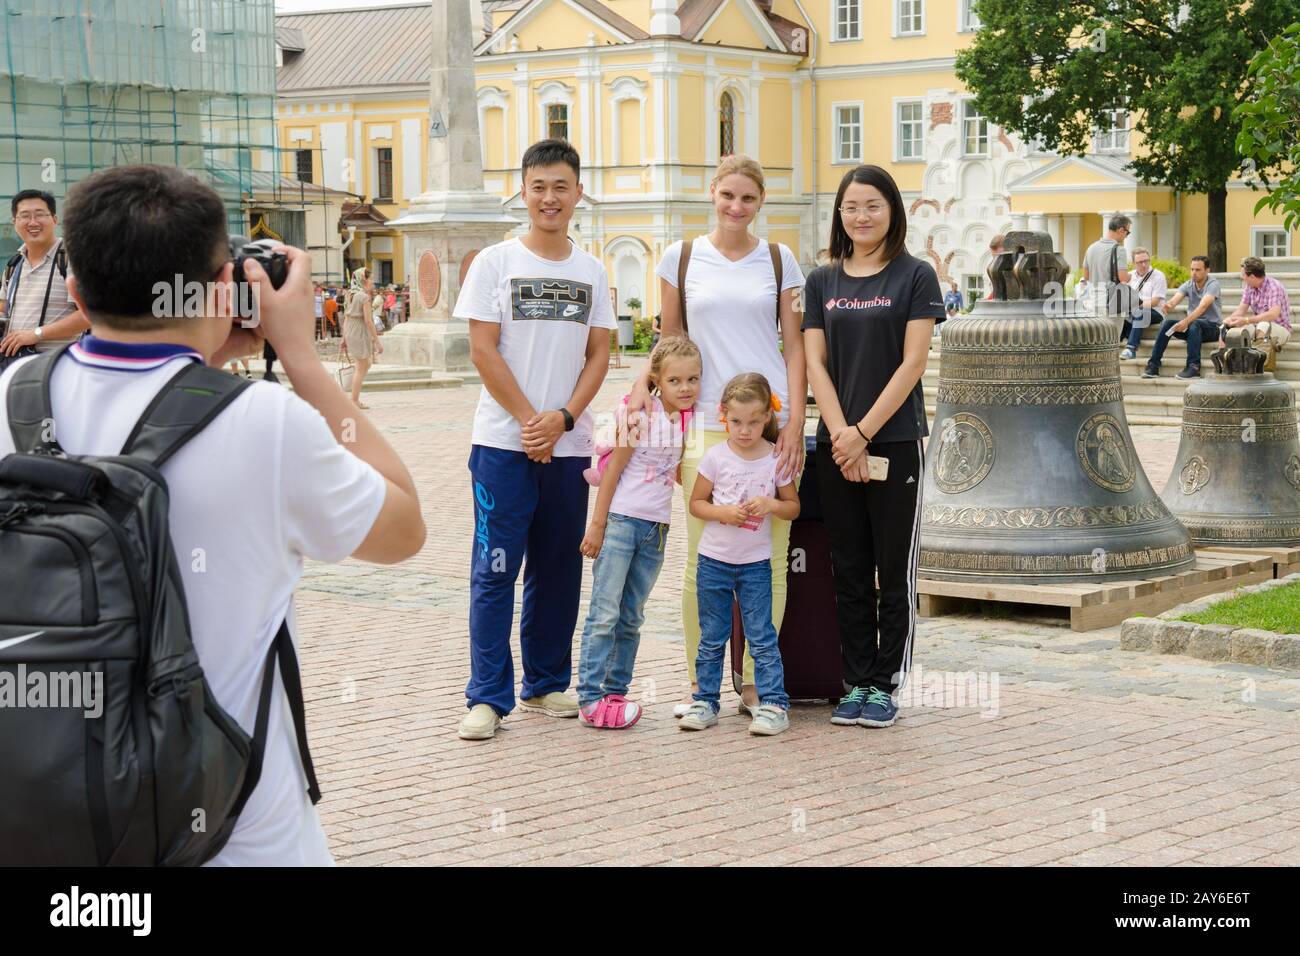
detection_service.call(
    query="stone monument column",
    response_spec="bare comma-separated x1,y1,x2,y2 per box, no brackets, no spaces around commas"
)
386,0,518,372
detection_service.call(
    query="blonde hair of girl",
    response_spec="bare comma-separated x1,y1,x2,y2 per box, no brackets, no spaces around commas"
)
711,154,766,195
646,335,702,393
720,371,779,443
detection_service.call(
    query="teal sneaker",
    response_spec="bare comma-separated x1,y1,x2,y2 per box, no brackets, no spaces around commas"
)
859,687,898,728
831,686,870,725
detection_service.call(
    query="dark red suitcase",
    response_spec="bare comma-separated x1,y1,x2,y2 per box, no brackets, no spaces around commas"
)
730,437,843,701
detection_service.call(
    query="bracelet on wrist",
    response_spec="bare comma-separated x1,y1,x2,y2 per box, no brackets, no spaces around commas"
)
855,423,870,443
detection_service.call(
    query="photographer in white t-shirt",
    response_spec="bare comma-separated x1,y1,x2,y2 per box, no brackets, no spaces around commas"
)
0,164,426,865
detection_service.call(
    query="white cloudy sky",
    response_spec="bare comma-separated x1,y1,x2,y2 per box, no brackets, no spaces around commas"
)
275,0,420,12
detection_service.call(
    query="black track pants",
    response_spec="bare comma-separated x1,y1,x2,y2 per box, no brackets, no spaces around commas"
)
815,440,923,693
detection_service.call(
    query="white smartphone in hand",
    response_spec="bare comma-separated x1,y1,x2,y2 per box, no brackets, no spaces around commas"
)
867,455,889,480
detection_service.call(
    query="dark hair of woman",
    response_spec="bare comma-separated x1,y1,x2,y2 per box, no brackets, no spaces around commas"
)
827,164,908,264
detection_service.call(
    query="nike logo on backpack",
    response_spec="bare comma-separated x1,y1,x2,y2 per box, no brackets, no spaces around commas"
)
0,630,45,651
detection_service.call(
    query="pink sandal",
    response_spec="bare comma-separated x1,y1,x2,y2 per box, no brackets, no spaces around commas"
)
579,694,642,729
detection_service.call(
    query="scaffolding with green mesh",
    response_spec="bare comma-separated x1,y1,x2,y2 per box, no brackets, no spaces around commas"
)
1,0,331,260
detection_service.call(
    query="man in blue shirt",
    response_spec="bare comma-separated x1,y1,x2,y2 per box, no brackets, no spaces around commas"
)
943,281,964,318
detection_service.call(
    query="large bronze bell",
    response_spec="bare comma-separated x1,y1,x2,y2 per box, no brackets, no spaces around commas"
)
1157,329,1300,546
919,231,1196,584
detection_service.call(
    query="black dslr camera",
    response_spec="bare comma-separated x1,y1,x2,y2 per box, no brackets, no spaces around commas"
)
229,236,289,290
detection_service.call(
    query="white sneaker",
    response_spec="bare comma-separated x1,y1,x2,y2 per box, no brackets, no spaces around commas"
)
748,704,790,736
457,704,501,740
677,702,719,731
518,692,579,718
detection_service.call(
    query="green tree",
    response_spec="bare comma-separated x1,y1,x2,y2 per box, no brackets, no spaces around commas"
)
955,0,1299,270
1235,23,1300,233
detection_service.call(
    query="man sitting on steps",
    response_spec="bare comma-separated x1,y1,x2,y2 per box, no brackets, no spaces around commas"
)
1222,256,1291,370
1141,255,1222,381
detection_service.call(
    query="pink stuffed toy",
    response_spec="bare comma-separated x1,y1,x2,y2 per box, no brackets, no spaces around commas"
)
584,394,693,487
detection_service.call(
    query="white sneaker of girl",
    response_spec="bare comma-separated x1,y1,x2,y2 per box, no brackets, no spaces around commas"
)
748,704,789,736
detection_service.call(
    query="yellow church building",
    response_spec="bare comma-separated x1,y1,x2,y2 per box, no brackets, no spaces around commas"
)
274,0,1299,310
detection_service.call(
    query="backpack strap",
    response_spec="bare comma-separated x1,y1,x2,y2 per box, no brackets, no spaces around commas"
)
6,344,73,454
2,252,21,297
2,252,23,316
119,362,252,469
231,620,322,817
677,239,693,333
769,242,783,327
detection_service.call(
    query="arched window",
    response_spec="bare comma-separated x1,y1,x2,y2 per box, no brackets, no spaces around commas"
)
719,92,735,158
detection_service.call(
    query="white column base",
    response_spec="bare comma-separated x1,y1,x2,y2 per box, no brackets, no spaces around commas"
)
381,322,473,373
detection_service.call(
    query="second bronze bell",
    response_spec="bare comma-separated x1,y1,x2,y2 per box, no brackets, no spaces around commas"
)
1157,329,1300,547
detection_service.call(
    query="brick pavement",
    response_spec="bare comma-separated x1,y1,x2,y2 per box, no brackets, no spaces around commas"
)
293,361,1300,866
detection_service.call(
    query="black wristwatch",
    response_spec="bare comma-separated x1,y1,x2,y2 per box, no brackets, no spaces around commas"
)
559,407,575,432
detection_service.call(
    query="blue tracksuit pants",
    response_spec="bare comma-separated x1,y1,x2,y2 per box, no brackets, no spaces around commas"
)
467,445,589,716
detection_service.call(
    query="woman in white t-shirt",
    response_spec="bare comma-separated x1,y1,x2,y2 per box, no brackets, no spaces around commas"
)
627,154,806,716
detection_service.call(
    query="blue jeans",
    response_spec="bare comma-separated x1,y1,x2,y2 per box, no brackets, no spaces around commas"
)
577,514,668,705
1146,315,1220,371
694,554,788,711
467,446,589,716
1123,308,1163,349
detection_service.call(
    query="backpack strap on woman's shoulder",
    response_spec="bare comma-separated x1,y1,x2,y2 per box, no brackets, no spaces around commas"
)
769,242,783,326
677,239,693,333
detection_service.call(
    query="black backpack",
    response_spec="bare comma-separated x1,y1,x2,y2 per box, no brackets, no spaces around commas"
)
0,346,320,865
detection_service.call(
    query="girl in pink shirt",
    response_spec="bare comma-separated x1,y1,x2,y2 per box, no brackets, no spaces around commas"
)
575,337,701,728
682,373,799,736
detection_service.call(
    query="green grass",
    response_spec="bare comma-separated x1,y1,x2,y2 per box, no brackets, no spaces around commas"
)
1176,580,1300,633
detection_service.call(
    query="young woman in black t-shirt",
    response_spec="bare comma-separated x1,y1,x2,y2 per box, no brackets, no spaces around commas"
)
802,164,945,729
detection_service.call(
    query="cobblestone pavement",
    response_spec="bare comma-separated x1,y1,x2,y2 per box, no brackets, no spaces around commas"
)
293,361,1300,866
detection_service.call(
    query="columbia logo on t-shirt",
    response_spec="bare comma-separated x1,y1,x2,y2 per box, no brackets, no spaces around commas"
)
827,295,892,310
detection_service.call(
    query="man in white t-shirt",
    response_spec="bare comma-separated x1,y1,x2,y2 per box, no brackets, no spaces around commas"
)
0,164,426,865
453,140,616,741
1120,247,1168,359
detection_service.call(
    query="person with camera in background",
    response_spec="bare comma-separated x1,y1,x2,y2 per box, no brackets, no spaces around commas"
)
0,190,91,371
0,164,425,865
